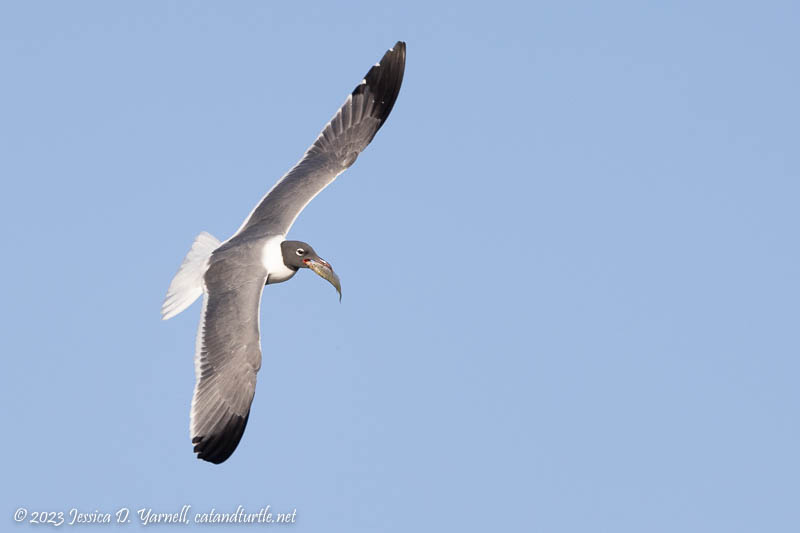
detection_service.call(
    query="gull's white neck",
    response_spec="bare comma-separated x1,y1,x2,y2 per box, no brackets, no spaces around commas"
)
262,235,296,284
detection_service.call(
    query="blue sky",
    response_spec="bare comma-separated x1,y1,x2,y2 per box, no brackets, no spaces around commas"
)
2,1,798,531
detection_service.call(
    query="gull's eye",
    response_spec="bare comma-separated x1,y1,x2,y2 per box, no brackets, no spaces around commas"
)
296,248,305,256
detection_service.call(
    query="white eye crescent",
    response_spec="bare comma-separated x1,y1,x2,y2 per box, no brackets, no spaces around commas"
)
296,248,305,256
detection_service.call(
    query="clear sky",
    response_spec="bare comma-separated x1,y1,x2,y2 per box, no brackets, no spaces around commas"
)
2,1,798,532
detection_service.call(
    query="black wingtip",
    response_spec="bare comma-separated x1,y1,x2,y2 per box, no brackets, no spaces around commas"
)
391,41,406,59
352,41,406,134
192,412,251,465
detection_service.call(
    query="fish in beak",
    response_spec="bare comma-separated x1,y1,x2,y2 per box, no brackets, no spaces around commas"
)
304,258,342,301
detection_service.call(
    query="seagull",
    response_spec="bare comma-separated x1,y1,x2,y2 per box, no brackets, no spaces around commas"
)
161,42,405,464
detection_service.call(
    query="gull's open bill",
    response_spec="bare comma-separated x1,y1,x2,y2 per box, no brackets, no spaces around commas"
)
306,258,342,301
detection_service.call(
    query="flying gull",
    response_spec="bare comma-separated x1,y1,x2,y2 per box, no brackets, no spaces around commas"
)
162,42,406,464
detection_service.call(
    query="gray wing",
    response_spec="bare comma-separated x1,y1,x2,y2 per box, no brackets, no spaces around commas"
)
190,247,267,464
235,41,406,238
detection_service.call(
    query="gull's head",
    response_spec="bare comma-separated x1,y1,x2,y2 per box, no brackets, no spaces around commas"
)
281,240,342,301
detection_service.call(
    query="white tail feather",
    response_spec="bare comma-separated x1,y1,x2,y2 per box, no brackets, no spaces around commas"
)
161,232,221,320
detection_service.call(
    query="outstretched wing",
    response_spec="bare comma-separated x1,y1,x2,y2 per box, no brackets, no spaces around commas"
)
235,41,406,238
190,251,268,464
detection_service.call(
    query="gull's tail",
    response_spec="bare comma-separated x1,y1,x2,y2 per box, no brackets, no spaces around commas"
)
161,232,221,320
